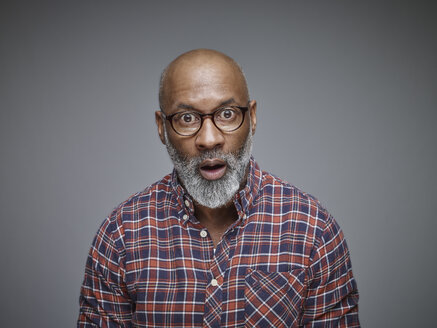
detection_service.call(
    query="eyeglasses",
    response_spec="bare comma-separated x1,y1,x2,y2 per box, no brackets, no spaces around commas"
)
161,105,249,136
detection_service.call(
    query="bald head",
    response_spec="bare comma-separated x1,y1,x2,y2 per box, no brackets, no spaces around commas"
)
159,49,249,110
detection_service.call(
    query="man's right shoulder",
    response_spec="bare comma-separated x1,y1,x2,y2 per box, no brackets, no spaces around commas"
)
103,173,176,228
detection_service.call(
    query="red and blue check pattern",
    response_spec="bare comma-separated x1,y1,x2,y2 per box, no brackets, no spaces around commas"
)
78,158,359,327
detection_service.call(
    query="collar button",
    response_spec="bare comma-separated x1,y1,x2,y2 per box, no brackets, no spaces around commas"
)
200,230,208,238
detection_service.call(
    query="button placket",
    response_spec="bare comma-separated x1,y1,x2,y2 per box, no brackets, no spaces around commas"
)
204,274,223,327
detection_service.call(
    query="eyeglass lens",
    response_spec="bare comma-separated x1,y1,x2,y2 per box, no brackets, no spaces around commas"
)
171,107,244,135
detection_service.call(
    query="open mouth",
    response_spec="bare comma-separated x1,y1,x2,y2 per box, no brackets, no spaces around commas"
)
199,159,227,180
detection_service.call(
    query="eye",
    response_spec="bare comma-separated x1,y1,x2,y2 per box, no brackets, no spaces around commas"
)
174,112,200,126
181,113,194,123
217,108,237,120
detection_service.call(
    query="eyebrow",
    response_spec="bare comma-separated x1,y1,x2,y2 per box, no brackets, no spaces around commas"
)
176,98,237,111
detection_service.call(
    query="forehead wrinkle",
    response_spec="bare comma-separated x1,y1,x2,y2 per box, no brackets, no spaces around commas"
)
175,98,237,112
176,103,195,110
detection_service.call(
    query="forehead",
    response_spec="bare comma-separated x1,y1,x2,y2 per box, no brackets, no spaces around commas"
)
164,57,247,111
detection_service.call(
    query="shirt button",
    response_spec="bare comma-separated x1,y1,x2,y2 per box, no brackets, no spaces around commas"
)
183,214,188,220
184,200,190,207
211,279,218,287
200,230,208,238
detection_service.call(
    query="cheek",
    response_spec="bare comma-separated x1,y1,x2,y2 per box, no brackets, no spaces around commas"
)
168,135,197,155
225,128,251,151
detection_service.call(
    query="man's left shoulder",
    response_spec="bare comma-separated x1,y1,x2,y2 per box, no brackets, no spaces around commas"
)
258,169,332,225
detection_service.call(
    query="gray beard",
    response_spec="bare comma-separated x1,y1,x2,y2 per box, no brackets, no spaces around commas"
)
164,127,253,208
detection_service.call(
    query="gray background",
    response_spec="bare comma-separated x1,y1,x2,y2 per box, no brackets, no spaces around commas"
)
1,0,436,327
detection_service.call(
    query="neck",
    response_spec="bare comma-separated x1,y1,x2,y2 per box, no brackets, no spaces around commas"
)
194,200,238,230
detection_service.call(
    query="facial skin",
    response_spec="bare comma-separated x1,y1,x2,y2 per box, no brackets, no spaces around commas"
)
155,49,257,209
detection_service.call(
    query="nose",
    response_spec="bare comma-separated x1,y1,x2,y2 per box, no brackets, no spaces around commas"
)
194,117,225,151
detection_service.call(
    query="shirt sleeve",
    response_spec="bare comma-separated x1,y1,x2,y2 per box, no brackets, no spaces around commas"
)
301,215,360,327
78,214,133,328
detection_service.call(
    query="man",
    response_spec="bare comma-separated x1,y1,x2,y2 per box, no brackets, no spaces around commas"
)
78,49,360,327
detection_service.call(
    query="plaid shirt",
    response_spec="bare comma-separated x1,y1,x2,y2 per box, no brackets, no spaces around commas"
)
78,157,359,327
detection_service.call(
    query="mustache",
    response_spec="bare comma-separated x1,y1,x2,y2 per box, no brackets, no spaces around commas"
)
177,148,244,171
174,139,250,168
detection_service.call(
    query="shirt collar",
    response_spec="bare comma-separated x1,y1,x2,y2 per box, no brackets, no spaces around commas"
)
235,156,262,216
170,156,263,222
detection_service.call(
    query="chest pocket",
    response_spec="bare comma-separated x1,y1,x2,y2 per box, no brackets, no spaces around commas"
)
244,268,306,328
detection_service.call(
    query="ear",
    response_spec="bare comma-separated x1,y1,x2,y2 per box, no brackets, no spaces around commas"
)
249,100,257,135
155,111,166,145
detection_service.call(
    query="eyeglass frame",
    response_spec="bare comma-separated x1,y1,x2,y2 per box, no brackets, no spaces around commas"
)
160,104,250,136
